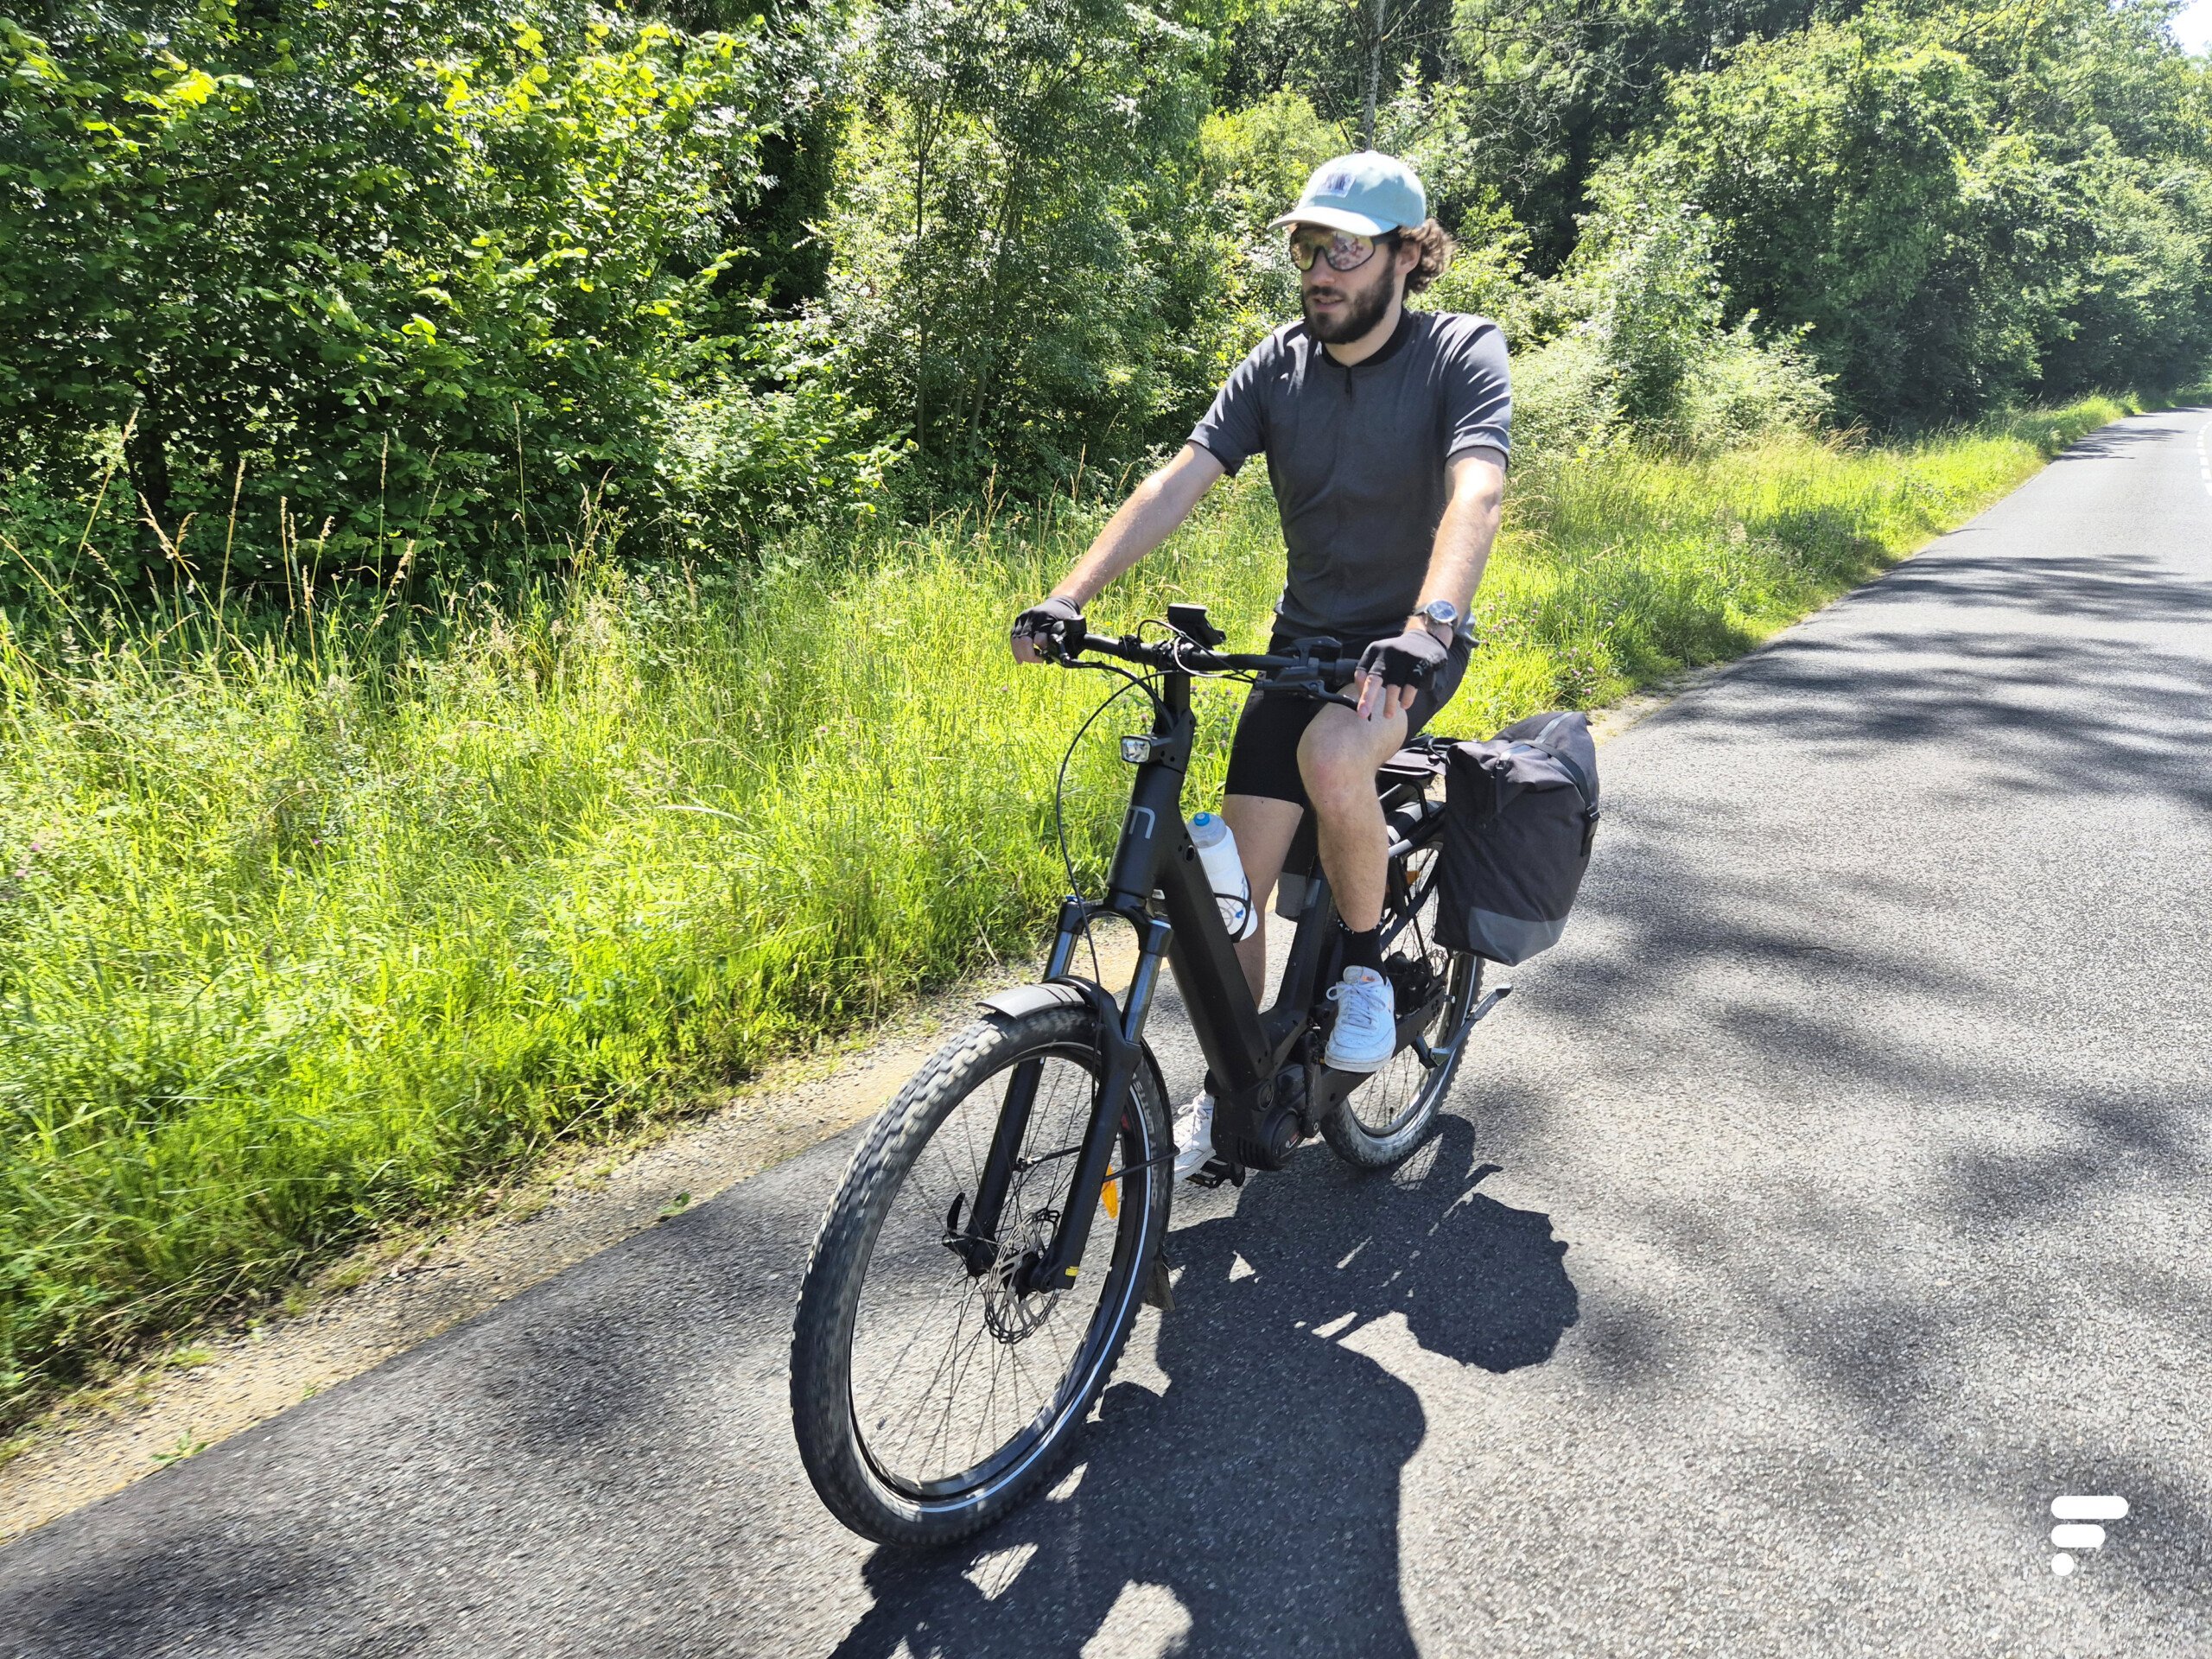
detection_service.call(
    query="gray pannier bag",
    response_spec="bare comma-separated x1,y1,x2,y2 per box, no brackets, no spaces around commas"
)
1434,710,1600,964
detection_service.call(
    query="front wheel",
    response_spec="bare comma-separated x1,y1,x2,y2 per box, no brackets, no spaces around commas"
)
789,1004,1170,1548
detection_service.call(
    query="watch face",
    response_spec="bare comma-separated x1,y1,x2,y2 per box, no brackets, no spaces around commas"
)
1422,601,1459,627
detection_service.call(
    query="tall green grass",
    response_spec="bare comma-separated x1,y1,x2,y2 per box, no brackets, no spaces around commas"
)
0,397,2125,1416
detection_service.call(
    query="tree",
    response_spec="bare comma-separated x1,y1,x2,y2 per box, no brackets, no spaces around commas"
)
822,0,1213,493
0,2,816,582
1620,1,2212,422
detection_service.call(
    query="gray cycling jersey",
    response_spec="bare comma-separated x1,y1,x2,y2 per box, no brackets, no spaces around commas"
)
1188,308,1510,638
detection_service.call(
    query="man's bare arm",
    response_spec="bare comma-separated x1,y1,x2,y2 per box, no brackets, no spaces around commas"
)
1012,444,1225,662
1415,450,1505,623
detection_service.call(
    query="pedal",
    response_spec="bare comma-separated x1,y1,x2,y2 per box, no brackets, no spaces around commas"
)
1141,1256,1178,1312
1185,1158,1246,1190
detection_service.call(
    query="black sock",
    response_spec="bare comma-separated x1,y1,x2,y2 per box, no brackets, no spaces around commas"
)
1341,925,1382,974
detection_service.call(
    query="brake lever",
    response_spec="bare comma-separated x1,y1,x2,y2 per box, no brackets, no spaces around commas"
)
1255,675,1362,713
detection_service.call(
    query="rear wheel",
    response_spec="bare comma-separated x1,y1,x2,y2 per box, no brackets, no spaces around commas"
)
1322,830,1483,1169
789,1005,1169,1547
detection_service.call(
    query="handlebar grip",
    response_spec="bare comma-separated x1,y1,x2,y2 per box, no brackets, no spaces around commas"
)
1030,621,1089,662
1044,626,1139,663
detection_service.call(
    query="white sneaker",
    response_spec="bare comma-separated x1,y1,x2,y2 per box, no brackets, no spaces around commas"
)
1324,967,1396,1072
1172,1090,1216,1182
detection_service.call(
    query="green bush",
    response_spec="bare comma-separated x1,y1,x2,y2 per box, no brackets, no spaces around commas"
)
0,3,853,590
651,311,905,556
1430,188,1834,458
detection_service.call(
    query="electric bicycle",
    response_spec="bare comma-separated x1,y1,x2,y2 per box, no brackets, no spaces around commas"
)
788,604,1508,1547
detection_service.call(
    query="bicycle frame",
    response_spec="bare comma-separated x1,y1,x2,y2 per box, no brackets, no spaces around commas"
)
961,647,1450,1297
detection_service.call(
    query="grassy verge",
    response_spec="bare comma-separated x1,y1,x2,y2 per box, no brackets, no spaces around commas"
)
0,395,2126,1420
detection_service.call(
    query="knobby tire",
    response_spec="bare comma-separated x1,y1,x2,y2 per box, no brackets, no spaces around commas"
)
789,1005,1169,1548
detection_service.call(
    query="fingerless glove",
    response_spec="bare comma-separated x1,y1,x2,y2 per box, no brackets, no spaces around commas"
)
1011,595,1084,651
1357,626,1447,691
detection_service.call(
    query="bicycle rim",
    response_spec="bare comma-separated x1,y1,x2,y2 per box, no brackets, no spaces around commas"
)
846,1036,1154,1503
1348,836,1478,1139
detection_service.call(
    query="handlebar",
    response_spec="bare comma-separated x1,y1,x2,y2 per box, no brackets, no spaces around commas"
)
1048,626,1362,693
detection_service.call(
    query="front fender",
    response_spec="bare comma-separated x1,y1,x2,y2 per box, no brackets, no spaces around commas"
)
977,980,1093,1022
979,979,1167,1119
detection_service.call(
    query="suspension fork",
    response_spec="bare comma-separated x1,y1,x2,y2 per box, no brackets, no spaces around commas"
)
1026,914,1173,1291
964,689,1193,1286
956,898,1089,1274
958,908,1173,1290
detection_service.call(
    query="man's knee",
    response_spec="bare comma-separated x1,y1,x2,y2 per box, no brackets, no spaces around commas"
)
1298,715,1401,810
1300,754,1363,812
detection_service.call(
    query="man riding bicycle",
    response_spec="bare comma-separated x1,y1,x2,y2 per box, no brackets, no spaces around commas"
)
1011,151,1510,1182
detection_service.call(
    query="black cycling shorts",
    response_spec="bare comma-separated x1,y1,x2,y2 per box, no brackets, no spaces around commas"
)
1223,629,1472,809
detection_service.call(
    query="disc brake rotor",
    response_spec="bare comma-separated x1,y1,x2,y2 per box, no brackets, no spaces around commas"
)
982,1207,1062,1343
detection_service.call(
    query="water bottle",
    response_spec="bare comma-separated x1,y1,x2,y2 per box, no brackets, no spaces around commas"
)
1189,813,1258,940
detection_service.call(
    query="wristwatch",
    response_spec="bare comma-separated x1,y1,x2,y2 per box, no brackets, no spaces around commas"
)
1414,599,1459,640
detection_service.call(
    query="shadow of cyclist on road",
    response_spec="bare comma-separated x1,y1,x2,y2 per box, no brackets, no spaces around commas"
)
826,1114,1577,1659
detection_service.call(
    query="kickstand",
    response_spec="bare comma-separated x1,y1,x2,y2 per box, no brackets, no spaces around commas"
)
1141,1254,1177,1313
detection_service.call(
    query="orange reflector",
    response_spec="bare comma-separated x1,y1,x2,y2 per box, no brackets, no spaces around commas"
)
1101,1179,1121,1218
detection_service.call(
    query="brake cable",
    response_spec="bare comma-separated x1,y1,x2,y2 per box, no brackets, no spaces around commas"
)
1044,629,1344,979
1049,666,1160,984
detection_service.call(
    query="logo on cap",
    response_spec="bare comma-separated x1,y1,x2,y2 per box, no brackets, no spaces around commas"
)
1324,171,1352,194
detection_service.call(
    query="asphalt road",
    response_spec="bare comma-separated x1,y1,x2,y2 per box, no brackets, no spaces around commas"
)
4,409,2210,1658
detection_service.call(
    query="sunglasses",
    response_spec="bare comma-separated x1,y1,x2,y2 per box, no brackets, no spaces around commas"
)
1287,226,1392,273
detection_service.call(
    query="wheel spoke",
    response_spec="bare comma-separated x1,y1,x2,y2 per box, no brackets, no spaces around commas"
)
841,1034,1152,1498
1331,823,1480,1158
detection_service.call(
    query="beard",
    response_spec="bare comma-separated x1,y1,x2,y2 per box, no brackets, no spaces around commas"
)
1301,266,1397,343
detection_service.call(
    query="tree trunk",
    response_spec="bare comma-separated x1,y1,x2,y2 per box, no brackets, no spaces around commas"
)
1362,0,1390,149
125,398,174,548
959,136,1035,454
910,94,939,461
962,201,1027,447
